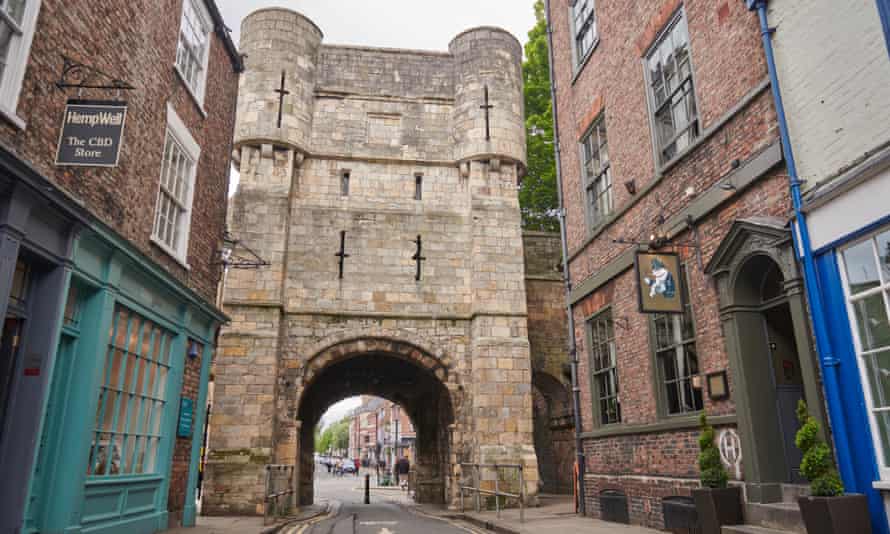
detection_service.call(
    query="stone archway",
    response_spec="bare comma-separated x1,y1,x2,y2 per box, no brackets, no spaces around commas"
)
532,372,573,494
293,337,457,505
706,218,829,503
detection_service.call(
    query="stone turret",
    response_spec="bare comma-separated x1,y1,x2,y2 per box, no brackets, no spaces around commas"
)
233,8,322,159
449,27,526,174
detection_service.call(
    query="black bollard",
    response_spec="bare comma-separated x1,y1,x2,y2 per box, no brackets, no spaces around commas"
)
364,474,370,504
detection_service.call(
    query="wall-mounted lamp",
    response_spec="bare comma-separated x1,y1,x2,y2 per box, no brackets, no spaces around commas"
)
624,179,637,195
706,370,730,400
188,341,200,360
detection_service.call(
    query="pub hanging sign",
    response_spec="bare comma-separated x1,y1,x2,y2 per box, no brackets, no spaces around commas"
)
635,251,686,314
55,99,128,167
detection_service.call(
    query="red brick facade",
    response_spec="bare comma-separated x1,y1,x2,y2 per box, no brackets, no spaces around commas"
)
0,0,239,304
0,1,238,528
548,0,791,528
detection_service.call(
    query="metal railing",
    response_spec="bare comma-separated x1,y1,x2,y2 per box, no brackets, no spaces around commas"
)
264,464,295,525
458,463,525,523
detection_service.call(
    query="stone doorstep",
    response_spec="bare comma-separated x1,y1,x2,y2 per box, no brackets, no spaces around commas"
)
744,501,806,533
723,525,798,534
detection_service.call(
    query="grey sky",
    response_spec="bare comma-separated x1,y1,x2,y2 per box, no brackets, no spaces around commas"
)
215,1,536,52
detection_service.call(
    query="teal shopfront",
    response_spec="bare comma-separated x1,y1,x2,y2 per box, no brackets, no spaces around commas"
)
0,160,224,534
29,231,222,534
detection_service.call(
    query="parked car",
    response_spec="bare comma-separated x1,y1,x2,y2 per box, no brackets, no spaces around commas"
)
341,461,357,474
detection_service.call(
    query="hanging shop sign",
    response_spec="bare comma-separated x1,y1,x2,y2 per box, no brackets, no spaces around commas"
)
55,100,128,167
177,397,194,438
635,251,685,314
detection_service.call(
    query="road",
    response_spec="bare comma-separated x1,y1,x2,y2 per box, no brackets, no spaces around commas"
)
287,463,479,534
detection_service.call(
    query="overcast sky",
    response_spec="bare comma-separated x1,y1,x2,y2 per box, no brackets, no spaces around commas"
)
216,3,535,432
216,1,536,52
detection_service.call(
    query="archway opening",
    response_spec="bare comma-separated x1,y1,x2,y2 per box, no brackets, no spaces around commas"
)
531,372,573,494
296,350,454,505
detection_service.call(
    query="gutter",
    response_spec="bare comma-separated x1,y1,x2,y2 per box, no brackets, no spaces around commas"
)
543,0,586,515
744,0,854,486
204,0,244,73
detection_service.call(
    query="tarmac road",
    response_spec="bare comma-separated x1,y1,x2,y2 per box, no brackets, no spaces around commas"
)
290,464,479,534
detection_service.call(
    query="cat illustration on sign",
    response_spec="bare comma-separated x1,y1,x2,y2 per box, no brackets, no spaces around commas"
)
643,258,676,299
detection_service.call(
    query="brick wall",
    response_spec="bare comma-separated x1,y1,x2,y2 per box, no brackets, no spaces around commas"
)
167,343,204,526
549,0,792,529
0,0,238,304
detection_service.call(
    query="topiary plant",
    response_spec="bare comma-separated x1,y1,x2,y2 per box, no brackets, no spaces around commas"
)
699,413,729,489
795,400,844,497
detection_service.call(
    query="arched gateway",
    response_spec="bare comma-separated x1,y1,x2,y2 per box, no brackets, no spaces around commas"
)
202,9,541,515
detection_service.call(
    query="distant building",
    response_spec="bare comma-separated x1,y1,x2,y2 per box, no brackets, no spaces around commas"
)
0,1,240,532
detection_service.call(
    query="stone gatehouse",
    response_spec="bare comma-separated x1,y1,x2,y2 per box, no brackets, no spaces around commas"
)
203,8,561,514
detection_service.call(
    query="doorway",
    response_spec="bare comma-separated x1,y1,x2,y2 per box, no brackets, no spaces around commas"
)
762,302,805,483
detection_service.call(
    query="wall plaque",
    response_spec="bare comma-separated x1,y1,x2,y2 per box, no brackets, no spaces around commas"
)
635,251,685,314
55,100,127,167
177,397,194,438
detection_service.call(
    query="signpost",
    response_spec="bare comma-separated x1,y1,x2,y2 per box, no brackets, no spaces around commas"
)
55,100,128,167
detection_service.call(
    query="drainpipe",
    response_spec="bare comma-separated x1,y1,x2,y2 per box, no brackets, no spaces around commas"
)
543,0,586,514
745,0,855,487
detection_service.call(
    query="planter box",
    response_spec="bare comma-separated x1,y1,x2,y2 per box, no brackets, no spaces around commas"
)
798,494,872,534
692,486,743,534
662,495,698,531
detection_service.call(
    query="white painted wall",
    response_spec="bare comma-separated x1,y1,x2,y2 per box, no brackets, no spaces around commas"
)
769,0,890,189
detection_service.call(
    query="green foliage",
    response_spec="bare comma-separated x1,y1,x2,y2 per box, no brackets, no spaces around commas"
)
315,417,351,454
795,400,844,497
520,0,559,232
698,414,729,489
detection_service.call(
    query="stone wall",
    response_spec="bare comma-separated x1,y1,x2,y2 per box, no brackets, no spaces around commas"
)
206,9,538,514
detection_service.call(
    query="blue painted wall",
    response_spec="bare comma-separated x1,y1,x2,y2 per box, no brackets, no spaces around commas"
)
816,250,889,534
876,0,890,56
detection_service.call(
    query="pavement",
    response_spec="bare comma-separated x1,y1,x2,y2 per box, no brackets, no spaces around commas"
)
162,466,661,534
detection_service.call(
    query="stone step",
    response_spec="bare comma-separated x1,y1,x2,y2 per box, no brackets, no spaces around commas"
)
723,525,798,534
780,483,810,503
745,501,806,533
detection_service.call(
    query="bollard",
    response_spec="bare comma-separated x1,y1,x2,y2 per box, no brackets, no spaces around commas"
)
364,474,370,504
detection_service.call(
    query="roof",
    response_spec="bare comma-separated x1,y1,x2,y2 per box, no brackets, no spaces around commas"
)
204,0,244,73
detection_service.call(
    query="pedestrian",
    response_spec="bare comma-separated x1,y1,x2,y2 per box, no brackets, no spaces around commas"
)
354,457,360,476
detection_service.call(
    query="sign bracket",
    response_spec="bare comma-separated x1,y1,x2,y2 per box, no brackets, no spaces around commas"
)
56,55,135,92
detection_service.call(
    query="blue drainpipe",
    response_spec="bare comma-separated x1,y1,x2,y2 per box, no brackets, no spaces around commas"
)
744,0,856,489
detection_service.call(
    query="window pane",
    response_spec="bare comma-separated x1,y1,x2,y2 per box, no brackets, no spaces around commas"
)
844,239,880,294
4,0,25,25
876,230,890,283
865,350,890,409
853,293,890,351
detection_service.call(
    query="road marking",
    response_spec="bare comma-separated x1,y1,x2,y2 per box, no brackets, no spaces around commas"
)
378,529,395,534
359,521,398,525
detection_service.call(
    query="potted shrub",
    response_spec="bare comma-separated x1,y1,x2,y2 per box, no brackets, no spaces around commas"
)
795,400,871,534
691,414,743,534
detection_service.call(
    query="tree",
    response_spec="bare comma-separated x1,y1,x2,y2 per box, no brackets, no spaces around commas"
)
520,0,559,232
315,418,352,455
698,414,729,488
795,400,843,496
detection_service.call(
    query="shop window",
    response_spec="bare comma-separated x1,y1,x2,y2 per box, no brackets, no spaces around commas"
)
152,104,199,264
587,309,621,425
841,226,890,477
87,306,175,477
8,257,29,309
645,8,699,165
175,0,211,106
580,115,612,231
653,265,703,415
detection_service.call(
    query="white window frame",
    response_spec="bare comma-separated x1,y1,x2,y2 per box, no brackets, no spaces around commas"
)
569,0,598,72
839,226,890,481
0,0,41,129
174,0,212,110
151,103,199,267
